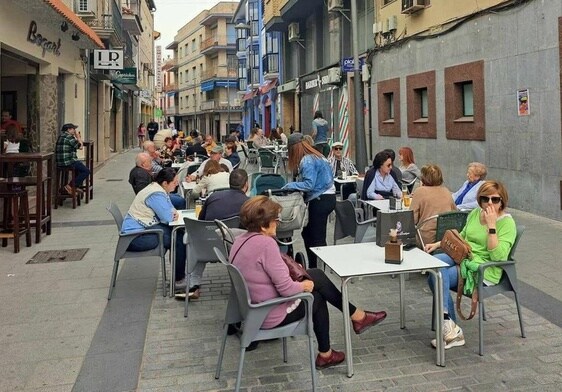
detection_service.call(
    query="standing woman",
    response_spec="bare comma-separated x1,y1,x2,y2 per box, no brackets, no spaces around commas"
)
284,133,336,268
137,122,147,149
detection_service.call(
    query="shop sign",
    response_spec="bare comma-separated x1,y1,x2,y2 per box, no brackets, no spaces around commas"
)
111,68,137,84
304,74,330,91
93,50,124,70
341,57,364,72
27,21,61,58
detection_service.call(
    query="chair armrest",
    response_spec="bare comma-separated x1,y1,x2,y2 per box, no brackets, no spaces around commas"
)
416,215,439,230
357,216,377,226
117,228,165,256
249,292,314,310
477,260,515,275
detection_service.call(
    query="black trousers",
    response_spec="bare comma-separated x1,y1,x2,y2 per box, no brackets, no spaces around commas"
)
302,194,336,268
335,182,356,200
275,268,357,353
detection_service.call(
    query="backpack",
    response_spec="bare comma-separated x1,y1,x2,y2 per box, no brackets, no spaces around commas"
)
264,189,308,237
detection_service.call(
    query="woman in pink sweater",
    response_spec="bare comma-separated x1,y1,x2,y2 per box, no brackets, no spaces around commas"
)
230,196,387,369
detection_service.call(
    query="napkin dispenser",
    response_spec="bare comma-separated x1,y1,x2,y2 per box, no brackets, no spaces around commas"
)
385,229,403,264
389,197,402,210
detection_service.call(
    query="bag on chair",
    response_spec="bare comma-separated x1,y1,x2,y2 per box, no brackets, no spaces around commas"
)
441,229,472,264
280,253,311,282
266,189,308,236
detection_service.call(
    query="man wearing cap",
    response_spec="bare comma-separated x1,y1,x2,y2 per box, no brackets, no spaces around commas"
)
186,145,233,181
328,141,358,200
55,123,90,194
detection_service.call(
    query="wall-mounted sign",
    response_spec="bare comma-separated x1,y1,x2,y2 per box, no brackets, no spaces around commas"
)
517,88,530,116
111,68,137,84
93,50,124,70
341,57,364,72
27,21,61,57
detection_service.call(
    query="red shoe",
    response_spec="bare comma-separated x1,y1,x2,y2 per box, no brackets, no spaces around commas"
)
315,349,345,369
352,311,387,334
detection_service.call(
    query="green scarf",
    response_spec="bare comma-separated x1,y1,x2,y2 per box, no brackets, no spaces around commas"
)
460,259,479,295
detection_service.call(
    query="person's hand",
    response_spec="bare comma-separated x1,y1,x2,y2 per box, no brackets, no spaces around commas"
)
185,174,194,183
374,194,384,200
424,242,440,254
171,209,179,222
301,280,314,293
482,204,498,228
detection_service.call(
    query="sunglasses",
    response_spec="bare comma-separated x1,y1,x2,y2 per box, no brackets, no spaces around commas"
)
333,147,343,150
479,196,502,204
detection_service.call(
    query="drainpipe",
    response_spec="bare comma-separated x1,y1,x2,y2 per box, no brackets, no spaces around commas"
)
351,0,367,171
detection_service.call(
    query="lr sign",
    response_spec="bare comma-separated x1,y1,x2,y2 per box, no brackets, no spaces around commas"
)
93,50,123,70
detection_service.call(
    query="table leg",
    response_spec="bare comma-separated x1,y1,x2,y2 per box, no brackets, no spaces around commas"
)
35,160,43,243
170,227,178,297
427,269,445,366
399,273,405,329
341,277,354,378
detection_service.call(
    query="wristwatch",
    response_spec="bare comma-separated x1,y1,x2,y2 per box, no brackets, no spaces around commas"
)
488,228,497,234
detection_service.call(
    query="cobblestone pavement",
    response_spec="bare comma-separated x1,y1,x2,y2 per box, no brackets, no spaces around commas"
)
1,149,561,391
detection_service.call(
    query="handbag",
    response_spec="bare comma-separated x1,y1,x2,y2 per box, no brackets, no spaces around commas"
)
280,253,312,282
441,229,472,264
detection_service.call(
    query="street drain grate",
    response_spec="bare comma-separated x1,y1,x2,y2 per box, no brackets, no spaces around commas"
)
26,248,89,264
106,179,123,181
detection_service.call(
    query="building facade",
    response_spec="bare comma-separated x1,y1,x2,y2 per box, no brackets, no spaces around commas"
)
167,1,242,141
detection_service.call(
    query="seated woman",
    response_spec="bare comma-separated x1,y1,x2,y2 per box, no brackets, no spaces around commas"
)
230,196,387,369
121,168,187,292
159,137,179,160
224,142,240,168
425,180,516,349
2,124,32,176
191,160,230,199
410,164,457,247
451,162,487,210
398,146,421,189
362,151,402,200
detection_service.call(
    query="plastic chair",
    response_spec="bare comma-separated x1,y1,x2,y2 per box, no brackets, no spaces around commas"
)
257,148,276,173
214,220,247,254
213,248,317,392
431,225,526,356
246,141,258,165
182,216,240,317
106,202,167,299
334,199,377,245
416,211,469,250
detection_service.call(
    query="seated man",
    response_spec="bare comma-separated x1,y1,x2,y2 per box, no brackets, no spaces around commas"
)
327,141,358,200
187,169,249,300
184,136,208,158
143,140,164,175
202,134,217,156
224,142,240,168
186,146,233,181
55,123,90,194
129,152,186,209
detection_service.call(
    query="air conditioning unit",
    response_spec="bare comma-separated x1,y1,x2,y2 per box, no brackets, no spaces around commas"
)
402,0,427,15
288,23,300,42
373,21,383,35
387,15,398,32
327,67,341,84
327,0,344,12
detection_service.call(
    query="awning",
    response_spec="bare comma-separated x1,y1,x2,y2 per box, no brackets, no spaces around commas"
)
201,80,215,92
259,78,278,95
43,0,104,48
242,89,258,101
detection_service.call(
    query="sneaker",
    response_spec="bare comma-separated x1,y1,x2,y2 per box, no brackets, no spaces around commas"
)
188,285,200,300
315,349,345,369
431,319,465,349
175,278,187,290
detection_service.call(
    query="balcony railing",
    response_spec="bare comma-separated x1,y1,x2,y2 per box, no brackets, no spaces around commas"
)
263,53,280,75
84,1,123,47
201,68,237,81
200,100,215,111
200,35,234,52
163,83,177,92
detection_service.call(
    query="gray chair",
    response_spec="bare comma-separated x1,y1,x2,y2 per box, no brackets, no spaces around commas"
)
334,199,377,245
432,225,526,356
182,216,240,317
106,202,167,299
257,148,277,173
214,219,246,255
213,248,317,392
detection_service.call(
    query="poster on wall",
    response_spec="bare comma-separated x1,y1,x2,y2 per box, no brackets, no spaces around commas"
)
517,89,530,116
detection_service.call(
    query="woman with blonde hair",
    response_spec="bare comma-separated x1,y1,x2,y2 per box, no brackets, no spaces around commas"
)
283,133,335,268
452,162,487,210
410,164,457,247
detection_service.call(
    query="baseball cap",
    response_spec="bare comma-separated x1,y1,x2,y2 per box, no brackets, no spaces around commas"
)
211,145,224,154
332,141,344,148
287,132,304,147
62,123,79,132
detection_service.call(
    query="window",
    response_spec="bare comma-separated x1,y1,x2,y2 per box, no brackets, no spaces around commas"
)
184,44,188,57
191,39,196,52
445,60,485,140
180,97,183,109
406,71,436,138
461,82,474,117
377,77,400,136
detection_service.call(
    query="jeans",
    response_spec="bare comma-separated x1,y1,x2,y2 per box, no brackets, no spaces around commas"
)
302,194,336,268
274,268,357,353
128,223,187,281
65,161,90,187
427,253,458,322
169,193,186,210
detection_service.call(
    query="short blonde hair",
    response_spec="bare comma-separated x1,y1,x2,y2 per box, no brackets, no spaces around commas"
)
477,180,509,211
468,162,487,180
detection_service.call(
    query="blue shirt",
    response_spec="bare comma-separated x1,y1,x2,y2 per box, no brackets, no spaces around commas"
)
283,155,335,202
122,192,175,234
366,170,401,199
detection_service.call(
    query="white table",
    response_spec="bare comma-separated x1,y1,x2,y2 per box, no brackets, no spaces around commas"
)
169,209,196,296
171,162,183,169
311,242,447,377
334,176,359,199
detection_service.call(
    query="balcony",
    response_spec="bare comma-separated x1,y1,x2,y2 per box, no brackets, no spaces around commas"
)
264,0,283,27
201,67,237,82
200,35,236,55
162,58,177,71
263,53,280,80
163,83,177,92
200,100,215,111
83,1,124,47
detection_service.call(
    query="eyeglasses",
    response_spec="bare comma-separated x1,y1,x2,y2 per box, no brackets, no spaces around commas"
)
479,196,502,204
333,147,343,151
